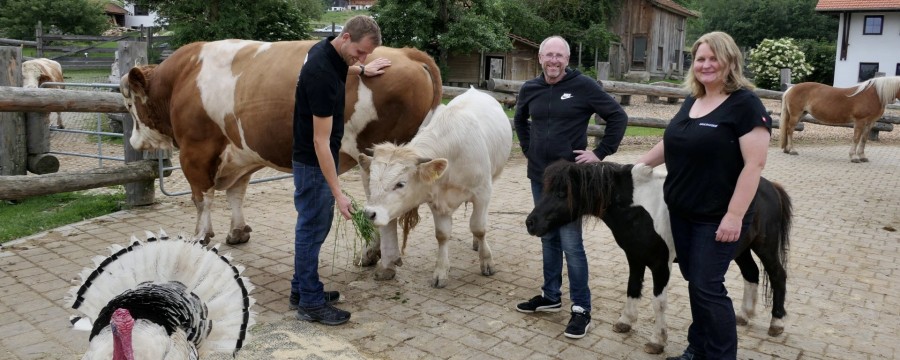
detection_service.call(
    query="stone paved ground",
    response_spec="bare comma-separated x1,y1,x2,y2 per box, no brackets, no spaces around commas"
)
1,143,899,360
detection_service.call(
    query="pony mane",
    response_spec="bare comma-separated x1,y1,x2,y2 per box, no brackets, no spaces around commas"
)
546,161,621,218
849,76,900,107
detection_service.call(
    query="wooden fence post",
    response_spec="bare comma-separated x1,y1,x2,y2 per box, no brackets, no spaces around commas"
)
597,62,609,81
0,47,27,177
117,41,157,206
780,68,792,91
34,22,43,58
25,112,59,174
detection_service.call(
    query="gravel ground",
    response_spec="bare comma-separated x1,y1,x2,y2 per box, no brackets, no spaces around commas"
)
617,95,900,148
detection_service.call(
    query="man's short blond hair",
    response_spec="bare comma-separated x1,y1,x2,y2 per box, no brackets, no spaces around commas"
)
342,15,382,46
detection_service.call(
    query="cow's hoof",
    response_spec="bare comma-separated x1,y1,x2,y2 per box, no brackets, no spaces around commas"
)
481,262,495,276
226,225,252,245
199,234,213,246
643,342,664,354
431,277,448,288
613,322,632,333
860,158,869,163
736,315,749,326
851,158,861,163
355,249,381,267
373,267,396,281
768,325,784,336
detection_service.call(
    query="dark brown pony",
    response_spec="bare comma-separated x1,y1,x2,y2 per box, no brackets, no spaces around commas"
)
780,76,900,162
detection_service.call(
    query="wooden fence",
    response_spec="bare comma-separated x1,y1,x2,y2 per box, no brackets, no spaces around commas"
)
0,23,171,69
0,43,162,206
471,78,898,138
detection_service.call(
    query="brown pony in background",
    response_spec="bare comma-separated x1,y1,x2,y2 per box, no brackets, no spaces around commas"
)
780,76,900,162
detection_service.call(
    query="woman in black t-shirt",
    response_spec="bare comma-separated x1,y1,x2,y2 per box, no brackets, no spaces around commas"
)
637,31,772,360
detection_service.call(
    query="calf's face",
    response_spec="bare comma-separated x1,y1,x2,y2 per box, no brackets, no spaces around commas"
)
358,152,447,226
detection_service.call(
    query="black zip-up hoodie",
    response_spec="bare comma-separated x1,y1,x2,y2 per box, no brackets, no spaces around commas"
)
514,68,628,181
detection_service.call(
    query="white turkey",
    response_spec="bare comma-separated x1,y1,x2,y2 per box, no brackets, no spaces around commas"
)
67,230,256,359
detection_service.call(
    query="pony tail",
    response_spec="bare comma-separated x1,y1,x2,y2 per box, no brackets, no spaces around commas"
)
780,88,791,146
774,182,792,270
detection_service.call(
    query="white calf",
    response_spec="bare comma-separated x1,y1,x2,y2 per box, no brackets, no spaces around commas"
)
358,87,512,288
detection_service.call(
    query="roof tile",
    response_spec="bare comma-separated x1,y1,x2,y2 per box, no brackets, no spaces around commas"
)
816,0,900,11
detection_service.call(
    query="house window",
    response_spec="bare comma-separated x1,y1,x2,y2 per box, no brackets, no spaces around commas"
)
133,5,149,16
896,63,900,76
858,63,879,82
657,47,664,71
863,16,883,35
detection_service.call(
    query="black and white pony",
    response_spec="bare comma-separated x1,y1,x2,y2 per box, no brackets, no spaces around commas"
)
525,161,791,354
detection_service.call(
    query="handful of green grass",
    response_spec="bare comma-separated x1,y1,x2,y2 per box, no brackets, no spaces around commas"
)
331,191,378,269
333,191,376,264
346,193,376,247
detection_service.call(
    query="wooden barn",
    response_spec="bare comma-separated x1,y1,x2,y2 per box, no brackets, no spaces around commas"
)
608,0,698,80
443,33,541,88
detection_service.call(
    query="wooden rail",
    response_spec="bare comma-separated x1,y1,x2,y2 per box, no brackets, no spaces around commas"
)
0,160,158,200
477,79,896,134
446,86,806,133
0,87,126,113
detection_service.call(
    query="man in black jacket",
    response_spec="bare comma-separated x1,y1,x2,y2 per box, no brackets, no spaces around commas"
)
513,35,628,339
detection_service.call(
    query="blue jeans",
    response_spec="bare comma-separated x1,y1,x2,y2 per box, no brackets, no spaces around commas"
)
670,212,745,360
531,180,591,311
291,161,335,308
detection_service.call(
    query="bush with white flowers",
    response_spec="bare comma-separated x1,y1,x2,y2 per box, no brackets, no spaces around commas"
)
748,38,813,90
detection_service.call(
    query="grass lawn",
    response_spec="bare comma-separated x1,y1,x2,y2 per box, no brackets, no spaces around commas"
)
0,190,125,244
314,9,371,28
1,67,127,244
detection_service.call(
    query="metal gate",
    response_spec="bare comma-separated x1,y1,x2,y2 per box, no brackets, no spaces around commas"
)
44,79,291,197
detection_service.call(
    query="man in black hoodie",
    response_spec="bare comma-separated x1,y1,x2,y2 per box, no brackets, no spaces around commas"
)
514,35,628,339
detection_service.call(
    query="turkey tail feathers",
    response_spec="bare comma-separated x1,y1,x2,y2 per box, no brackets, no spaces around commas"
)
67,230,256,356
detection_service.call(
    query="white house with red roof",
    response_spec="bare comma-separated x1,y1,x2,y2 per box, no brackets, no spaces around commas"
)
816,0,900,86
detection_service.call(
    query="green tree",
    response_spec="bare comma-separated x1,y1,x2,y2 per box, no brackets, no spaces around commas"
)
0,0,108,40
794,38,835,85
689,0,837,47
134,0,322,47
497,0,621,68
371,0,511,71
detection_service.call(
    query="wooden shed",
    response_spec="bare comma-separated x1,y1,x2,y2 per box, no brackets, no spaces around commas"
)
444,33,541,88
608,0,698,80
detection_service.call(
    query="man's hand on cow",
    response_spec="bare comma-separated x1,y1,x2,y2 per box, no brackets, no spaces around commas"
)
364,58,391,77
573,150,601,164
336,193,353,220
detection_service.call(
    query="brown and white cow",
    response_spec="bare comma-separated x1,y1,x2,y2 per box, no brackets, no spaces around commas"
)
22,58,65,128
120,39,442,245
357,87,512,288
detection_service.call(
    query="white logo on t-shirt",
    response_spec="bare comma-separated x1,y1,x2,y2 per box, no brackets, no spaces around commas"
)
561,93,573,100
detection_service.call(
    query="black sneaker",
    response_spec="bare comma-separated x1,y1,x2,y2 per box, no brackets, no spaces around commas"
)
516,294,562,313
296,303,351,325
289,291,342,310
564,306,591,339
